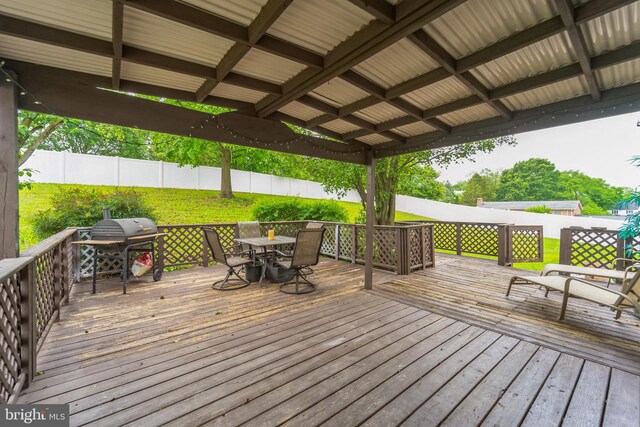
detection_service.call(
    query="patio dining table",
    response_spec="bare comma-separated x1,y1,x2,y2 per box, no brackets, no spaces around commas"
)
234,235,297,286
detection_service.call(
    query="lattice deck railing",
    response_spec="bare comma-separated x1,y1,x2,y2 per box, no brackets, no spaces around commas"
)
559,227,639,269
75,221,435,279
0,228,75,404
402,221,543,265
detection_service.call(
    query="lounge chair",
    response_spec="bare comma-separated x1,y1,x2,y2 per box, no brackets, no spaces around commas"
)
541,257,639,287
275,228,324,294
507,268,640,320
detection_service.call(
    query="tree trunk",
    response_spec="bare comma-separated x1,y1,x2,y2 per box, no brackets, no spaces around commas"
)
218,143,233,199
19,118,64,166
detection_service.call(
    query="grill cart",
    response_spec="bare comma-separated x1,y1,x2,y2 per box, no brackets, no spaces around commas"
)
73,218,165,294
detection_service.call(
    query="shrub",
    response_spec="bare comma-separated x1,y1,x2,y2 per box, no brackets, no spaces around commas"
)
581,204,610,216
524,205,553,214
252,199,348,223
33,188,156,239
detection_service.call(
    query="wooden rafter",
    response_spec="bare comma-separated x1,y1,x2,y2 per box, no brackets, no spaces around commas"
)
555,0,601,101
254,0,466,117
111,0,124,90
286,0,631,129
125,0,323,69
195,0,292,102
407,30,513,119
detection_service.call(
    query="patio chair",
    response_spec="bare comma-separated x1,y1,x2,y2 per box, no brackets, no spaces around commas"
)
306,221,324,229
506,268,640,321
541,257,639,288
275,228,324,294
238,221,262,254
202,227,253,291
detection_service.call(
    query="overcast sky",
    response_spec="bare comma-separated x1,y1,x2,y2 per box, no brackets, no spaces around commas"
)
434,111,640,189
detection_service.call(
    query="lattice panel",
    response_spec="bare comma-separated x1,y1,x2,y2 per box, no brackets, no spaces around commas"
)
34,251,56,342
355,227,398,271
319,224,337,257
570,230,619,268
0,271,22,404
433,222,456,251
423,226,434,267
509,226,543,263
461,223,498,255
161,226,207,267
77,229,125,279
409,228,422,268
338,225,354,260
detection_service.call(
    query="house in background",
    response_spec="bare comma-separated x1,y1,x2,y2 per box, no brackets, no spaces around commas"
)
612,200,640,216
476,198,583,216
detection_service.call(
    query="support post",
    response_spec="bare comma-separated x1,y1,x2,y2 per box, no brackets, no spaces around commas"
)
0,70,19,260
334,224,340,261
19,260,36,387
364,152,376,290
497,224,508,266
455,222,462,256
559,228,573,265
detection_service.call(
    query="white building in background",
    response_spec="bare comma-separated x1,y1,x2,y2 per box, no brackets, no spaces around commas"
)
476,198,583,216
612,200,640,216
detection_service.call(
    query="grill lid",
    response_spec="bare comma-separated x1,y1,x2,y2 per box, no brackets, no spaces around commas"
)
90,218,157,242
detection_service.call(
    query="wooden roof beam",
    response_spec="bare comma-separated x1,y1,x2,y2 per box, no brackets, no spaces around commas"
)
126,0,323,69
111,1,124,90
195,0,292,102
348,0,396,24
555,0,601,101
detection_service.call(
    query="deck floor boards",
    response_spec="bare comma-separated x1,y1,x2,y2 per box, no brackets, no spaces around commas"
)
19,256,640,426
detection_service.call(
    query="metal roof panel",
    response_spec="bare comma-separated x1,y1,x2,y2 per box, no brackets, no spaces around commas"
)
0,0,111,40
352,102,406,124
471,32,576,89
121,62,204,92
392,121,436,137
401,76,472,109
210,82,269,103
0,34,111,77
581,2,640,56
596,58,640,90
309,77,370,108
440,103,499,126
353,38,440,89
180,0,267,26
278,101,325,121
322,119,362,134
423,0,558,59
357,134,392,145
501,76,589,110
267,0,374,55
123,6,234,68
232,48,307,84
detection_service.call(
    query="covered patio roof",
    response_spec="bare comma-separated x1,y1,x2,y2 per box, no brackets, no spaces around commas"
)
0,0,639,163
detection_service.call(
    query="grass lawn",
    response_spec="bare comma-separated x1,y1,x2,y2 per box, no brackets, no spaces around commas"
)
18,183,430,250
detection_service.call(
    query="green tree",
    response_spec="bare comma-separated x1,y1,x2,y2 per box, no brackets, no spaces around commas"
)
559,170,627,211
307,136,516,225
397,165,446,200
460,169,500,206
496,158,562,201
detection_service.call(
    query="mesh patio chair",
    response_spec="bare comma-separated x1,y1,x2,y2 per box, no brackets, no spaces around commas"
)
275,228,324,294
202,227,253,291
306,221,324,229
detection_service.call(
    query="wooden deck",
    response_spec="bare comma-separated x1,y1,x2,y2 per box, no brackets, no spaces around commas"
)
19,257,640,426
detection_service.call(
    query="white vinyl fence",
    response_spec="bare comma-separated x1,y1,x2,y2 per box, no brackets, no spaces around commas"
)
22,150,361,202
23,150,624,238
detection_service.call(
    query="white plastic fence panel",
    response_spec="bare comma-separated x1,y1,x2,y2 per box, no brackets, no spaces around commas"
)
119,158,161,187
